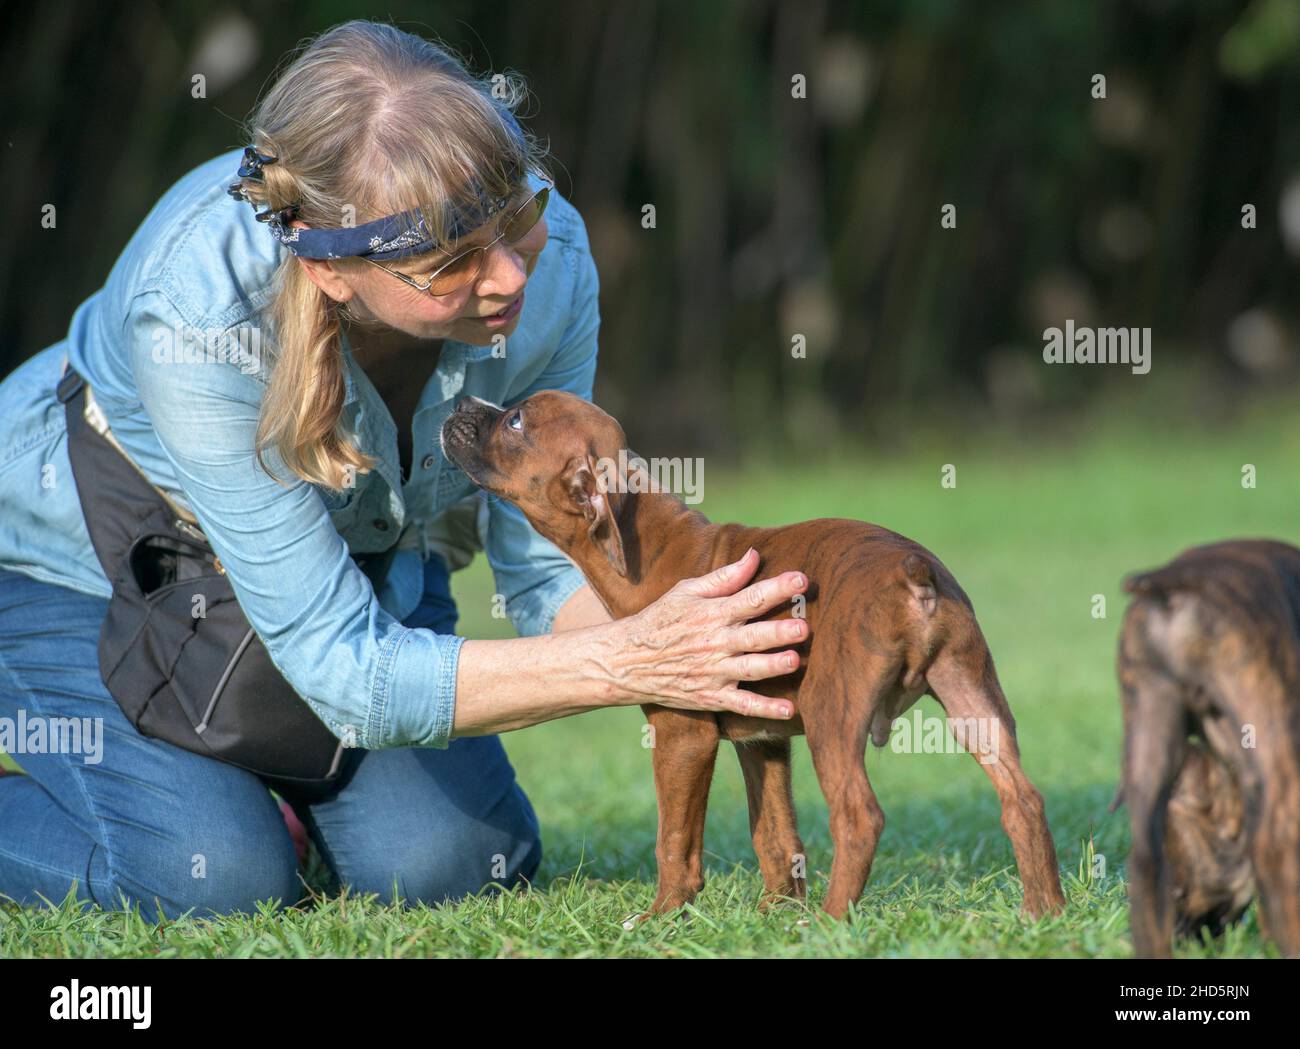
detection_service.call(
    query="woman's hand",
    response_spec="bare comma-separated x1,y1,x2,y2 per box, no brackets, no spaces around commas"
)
452,548,806,738
597,548,807,719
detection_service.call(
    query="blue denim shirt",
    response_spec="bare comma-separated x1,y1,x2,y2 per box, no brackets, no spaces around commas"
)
0,149,598,750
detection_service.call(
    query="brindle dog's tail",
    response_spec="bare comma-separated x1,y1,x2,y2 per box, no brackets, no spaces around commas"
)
1123,563,1202,599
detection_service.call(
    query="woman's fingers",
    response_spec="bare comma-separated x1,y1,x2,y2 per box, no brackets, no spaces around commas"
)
676,547,761,599
674,548,809,628
730,613,809,654
724,568,808,625
705,686,794,720
717,646,802,685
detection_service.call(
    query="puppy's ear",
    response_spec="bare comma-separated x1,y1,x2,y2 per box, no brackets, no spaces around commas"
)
564,454,627,578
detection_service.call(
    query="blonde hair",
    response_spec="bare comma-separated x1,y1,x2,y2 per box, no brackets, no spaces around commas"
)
230,20,545,490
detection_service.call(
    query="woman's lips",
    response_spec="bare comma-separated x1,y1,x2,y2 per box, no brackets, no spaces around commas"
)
473,292,524,328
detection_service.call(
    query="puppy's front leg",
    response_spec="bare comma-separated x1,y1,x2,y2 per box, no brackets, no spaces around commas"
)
735,737,807,909
640,705,721,917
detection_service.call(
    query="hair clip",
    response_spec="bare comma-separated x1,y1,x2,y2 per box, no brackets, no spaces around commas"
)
237,146,278,180
255,202,301,226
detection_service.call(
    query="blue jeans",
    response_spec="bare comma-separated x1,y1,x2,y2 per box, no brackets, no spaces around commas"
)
0,556,541,919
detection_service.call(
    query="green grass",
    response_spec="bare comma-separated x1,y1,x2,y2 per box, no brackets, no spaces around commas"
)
3,388,1297,957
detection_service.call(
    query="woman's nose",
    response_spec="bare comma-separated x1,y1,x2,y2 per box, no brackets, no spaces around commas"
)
474,241,529,298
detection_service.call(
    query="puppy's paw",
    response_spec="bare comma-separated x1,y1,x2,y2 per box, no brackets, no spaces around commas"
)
758,886,807,914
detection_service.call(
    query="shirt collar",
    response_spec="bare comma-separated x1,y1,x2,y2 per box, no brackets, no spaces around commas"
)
444,341,498,364
340,334,495,409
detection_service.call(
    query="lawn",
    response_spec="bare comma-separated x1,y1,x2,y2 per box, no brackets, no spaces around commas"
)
3,386,1296,957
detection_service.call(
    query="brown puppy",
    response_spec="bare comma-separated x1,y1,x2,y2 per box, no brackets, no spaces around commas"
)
442,391,1066,920
1118,539,1300,957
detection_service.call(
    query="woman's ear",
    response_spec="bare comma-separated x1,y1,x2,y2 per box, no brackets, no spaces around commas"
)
291,223,356,303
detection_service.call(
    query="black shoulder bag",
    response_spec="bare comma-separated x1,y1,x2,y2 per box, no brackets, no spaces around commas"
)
57,366,391,785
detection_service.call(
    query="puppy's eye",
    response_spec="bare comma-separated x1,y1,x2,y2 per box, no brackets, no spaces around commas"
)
507,410,524,431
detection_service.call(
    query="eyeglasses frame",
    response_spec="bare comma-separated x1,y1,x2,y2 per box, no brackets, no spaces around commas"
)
360,177,554,297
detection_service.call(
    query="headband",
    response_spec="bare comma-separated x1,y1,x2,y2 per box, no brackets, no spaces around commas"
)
226,109,529,261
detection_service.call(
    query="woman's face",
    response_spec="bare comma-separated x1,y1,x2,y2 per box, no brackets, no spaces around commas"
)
297,193,549,345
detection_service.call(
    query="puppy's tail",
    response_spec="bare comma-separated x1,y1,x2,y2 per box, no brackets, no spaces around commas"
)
902,553,939,616
1123,563,1202,599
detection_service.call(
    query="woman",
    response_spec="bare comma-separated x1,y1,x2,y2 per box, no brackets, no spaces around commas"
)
0,21,805,919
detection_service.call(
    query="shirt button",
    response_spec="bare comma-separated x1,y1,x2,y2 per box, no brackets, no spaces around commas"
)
422,454,436,470
373,519,389,532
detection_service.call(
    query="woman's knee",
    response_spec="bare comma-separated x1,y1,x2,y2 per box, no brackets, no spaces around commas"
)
340,790,543,906
99,809,301,919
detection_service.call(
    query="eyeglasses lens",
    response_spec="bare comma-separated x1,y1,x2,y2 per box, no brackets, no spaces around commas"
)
424,186,551,295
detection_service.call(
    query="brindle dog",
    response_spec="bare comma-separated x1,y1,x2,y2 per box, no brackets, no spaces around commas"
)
442,390,1066,920
1118,539,1300,957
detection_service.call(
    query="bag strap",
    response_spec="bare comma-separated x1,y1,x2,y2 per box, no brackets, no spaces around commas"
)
355,543,398,588
59,366,203,533
59,367,192,584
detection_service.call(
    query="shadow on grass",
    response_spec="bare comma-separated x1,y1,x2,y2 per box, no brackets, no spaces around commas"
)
525,779,1130,891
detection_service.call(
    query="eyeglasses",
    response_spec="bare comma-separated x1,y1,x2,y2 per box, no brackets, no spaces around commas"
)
363,179,552,297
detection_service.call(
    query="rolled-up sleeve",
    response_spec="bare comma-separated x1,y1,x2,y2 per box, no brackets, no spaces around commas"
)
485,240,600,637
126,291,460,750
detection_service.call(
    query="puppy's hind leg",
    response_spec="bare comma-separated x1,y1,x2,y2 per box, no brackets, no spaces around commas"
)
735,737,807,910
925,643,1067,920
804,658,893,919
1114,653,1187,958
1249,777,1300,957
1209,671,1300,957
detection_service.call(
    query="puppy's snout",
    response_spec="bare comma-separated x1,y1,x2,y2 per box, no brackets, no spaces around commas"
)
444,396,502,447
443,413,479,446
441,396,508,479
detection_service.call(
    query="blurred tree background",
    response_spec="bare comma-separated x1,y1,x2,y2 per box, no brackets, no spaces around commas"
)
2,0,1299,458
